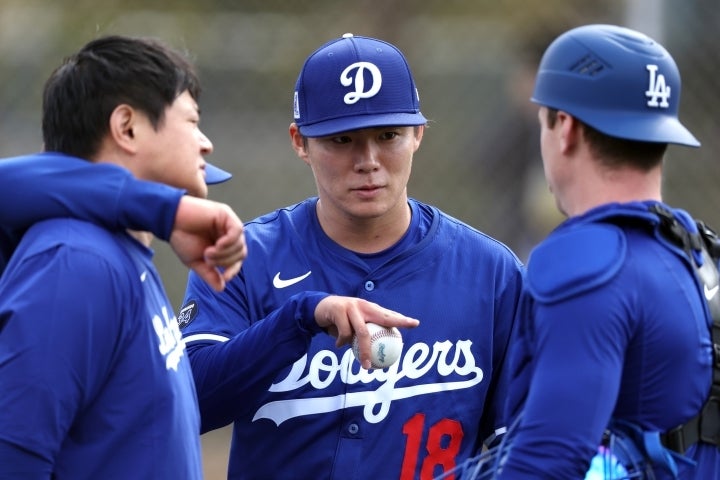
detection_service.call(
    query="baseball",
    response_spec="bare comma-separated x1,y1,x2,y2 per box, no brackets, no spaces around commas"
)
352,323,403,369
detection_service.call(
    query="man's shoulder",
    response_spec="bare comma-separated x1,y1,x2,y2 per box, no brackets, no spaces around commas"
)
428,202,522,264
26,217,119,242
19,218,131,268
2,219,138,299
246,199,312,228
527,222,626,303
244,199,316,244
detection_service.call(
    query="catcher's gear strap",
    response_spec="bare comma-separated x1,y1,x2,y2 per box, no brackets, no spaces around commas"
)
645,204,720,453
605,419,693,477
526,223,625,303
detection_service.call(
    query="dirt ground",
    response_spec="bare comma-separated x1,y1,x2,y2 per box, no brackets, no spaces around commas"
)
202,425,232,480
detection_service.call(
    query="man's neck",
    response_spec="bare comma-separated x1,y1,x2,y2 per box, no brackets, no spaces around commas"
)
127,230,154,247
316,200,412,254
567,165,663,217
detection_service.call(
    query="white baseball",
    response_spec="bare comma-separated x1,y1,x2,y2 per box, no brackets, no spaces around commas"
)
351,323,403,369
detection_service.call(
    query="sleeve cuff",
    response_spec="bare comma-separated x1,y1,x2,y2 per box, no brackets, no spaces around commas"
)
118,179,185,241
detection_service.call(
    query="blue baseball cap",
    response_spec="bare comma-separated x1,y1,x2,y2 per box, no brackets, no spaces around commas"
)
293,33,427,137
204,162,232,184
532,24,699,147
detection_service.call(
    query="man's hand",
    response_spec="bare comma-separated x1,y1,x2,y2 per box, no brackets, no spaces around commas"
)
169,196,247,291
314,296,420,370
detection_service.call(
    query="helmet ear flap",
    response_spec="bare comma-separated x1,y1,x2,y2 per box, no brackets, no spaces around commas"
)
531,24,699,147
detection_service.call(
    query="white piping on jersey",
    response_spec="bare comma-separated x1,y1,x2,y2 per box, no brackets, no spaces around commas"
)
253,339,483,426
183,333,230,344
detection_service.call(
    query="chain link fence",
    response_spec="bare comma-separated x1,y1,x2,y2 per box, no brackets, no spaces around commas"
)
1,0,718,476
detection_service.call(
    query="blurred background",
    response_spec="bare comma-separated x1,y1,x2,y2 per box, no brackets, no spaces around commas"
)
1,0,718,477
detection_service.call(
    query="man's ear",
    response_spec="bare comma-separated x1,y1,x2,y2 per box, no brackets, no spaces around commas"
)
413,125,424,152
108,104,138,153
289,123,310,165
557,111,581,155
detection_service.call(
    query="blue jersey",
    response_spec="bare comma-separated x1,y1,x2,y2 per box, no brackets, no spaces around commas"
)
498,201,720,479
0,152,183,275
180,197,523,480
0,219,203,479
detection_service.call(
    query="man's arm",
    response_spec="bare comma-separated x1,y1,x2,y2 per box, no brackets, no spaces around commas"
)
0,152,181,238
170,196,247,291
0,152,246,287
187,291,420,431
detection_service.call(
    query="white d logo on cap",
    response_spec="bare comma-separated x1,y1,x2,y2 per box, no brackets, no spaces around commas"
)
340,62,382,105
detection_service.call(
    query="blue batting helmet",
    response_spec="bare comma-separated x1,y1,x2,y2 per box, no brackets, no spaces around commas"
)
531,24,699,147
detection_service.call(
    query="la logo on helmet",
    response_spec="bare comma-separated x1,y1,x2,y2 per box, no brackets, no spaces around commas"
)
645,64,671,108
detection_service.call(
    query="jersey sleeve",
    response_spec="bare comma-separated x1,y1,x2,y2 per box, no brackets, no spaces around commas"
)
0,439,50,478
0,244,128,474
502,288,536,422
180,271,328,432
499,285,628,478
0,153,183,274
478,257,525,446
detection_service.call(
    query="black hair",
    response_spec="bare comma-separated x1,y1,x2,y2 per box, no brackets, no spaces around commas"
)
42,35,200,159
546,108,667,171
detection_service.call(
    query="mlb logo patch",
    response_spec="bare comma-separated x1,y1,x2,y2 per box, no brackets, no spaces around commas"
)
177,300,198,329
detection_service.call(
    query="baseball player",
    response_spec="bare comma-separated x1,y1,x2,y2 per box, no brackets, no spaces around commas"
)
177,34,524,479
0,153,246,288
491,25,720,479
0,35,238,479
0,33,422,479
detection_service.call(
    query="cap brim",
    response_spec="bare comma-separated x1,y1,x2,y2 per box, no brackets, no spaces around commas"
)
299,112,427,137
576,109,701,147
205,162,232,185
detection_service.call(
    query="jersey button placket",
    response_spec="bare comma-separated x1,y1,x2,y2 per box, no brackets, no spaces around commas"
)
364,280,375,292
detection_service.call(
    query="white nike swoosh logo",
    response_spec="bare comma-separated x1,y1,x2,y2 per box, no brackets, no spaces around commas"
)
705,284,719,301
273,271,312,289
